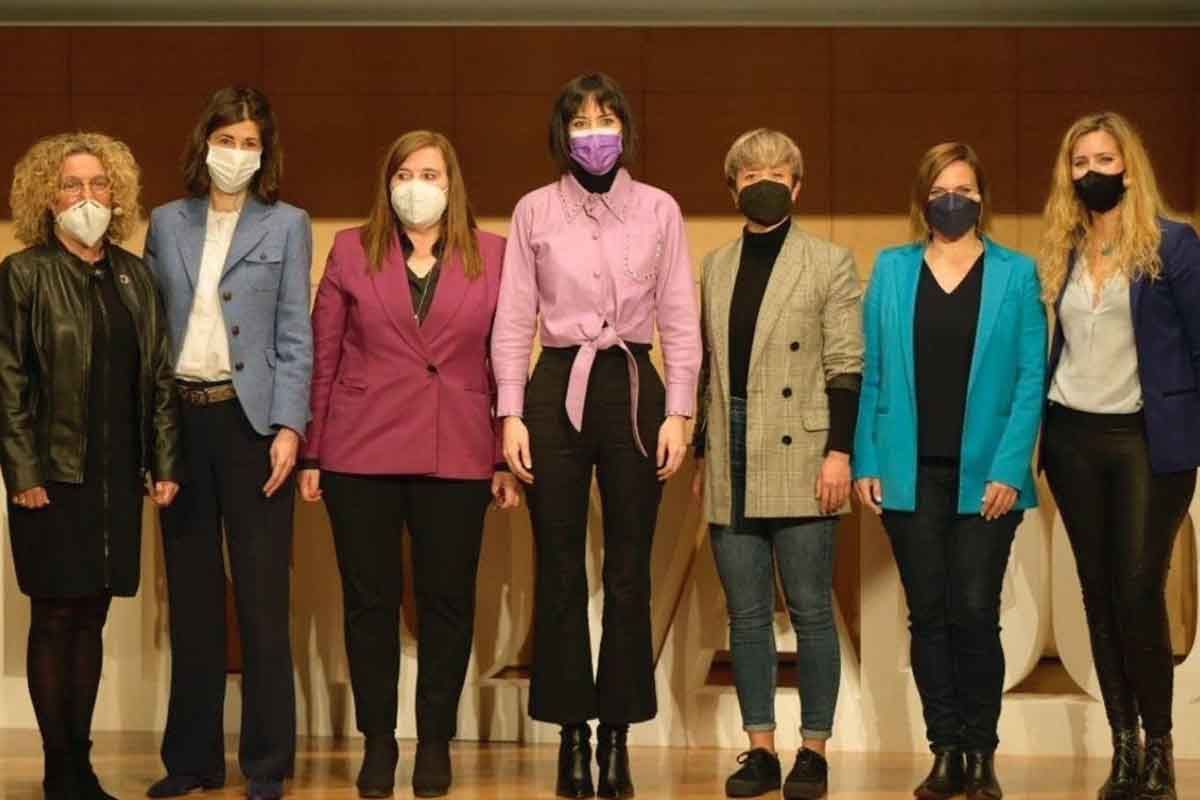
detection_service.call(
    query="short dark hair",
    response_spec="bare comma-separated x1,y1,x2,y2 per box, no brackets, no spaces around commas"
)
547,72,638,174
182,86,282,204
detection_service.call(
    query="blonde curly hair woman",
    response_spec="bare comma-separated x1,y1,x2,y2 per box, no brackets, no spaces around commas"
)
1039,111,1200,800
1,131,181,800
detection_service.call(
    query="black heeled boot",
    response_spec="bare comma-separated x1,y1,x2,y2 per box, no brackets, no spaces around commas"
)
1138,735,1175,800
73,740,117,800
596,723,634,799
412,739,452,798
557,723,595,799
964,750,1002,800
914,748,964,800
42,747,78,800
357,735,399,798
1099,729,1141,800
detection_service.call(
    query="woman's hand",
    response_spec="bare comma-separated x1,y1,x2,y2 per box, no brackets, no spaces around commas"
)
502,416,534,484
263,427,300,497
299,469,322,502
656,415,688,481
816,451,851,514
11,486,49,509
151,481,180,507
855,477,883,515
491,471,522,509
981,481,1018,521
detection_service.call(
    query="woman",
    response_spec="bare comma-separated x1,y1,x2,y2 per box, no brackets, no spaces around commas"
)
692,128,862,800
853,143,1046,800
491,72,701,799
143,86,313,800
0,132,181,799
1039,112,1200,800
297,130,520,799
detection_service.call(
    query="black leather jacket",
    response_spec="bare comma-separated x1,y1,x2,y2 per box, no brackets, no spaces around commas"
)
0,239,182,494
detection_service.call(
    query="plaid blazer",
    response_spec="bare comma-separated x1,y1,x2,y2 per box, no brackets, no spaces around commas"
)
696,222,863,525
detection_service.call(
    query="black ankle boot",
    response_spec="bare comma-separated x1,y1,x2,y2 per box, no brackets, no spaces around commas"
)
914,748,964,800
557,723,595,799
72,740,117,800
1099,729,1141,800
412,739,452,798
964,751,1002,800
1139,735,1175,800
357,735,399,798
43,747,78,800
596,723,634,799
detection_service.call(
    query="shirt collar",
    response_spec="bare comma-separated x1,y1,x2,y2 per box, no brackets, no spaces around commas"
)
557,167,632,224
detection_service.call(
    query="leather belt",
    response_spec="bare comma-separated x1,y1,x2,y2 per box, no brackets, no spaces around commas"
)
176,381,237,407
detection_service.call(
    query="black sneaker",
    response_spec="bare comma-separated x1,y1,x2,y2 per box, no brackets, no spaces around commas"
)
784,748,828,799
725,748,781,798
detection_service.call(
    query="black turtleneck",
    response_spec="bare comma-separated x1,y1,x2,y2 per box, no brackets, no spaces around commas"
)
729,218,791,400
569,162,619,194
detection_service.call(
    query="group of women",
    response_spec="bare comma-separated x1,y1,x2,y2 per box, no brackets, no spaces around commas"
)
1,70,1196,800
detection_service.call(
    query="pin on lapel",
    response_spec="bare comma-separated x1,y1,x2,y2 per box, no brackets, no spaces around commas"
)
118,274,130,285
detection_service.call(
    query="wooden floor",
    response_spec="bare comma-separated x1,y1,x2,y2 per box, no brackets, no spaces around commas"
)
1,730,1197,799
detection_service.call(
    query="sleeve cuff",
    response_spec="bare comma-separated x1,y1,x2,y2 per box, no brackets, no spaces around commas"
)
496,383,526,419
665,383,696,418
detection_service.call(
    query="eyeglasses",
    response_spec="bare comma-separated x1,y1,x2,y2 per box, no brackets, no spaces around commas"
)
59,177,112,198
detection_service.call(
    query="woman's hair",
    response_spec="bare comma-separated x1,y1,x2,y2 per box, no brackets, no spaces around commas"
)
723,128,804,188
1038,111,1174,303
908,141,991,240
547,72,638,173
360,130,482,278
9,131,141,246
182,86,282,204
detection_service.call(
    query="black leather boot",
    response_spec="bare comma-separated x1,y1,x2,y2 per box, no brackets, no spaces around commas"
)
412,739,452,798
73,740,117,800
1138,735,1175,800
557,723,595,799
596,724,634,799
964,750,1002,800
914,748,964,800
1099,729,1141,800
357,735,399,798
42,747,78,800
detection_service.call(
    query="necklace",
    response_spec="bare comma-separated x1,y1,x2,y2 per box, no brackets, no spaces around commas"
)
412,272,432,321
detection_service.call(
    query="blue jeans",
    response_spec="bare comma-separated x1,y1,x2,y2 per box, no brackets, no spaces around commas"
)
709,397,840,739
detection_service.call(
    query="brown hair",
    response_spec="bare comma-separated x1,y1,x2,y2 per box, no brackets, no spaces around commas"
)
361,130,482,278
548,72,638,174
182,86,282,204
909,142,991,240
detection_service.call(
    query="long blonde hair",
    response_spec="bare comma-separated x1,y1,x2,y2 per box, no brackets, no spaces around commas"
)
360,130,482,278
1038,111,1175,302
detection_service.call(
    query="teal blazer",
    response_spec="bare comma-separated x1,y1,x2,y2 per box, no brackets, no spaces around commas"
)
853,238,1047,513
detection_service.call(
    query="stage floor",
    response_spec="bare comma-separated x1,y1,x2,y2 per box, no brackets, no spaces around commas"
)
1,730,1196,798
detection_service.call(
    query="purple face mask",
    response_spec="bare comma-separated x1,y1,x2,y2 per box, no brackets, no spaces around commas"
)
569,129,623,175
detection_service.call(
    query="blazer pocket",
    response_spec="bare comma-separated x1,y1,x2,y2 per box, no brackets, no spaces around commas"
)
248,247,284,292
802,406,830,431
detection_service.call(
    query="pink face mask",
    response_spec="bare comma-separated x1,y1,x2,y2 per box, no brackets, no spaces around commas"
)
568,128,623,175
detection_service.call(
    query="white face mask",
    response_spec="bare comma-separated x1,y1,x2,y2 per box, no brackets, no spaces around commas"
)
390,179,447,229
56,198,112,248
206,145,261,194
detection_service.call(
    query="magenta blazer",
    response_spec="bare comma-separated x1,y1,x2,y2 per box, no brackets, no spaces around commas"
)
302,227,506,479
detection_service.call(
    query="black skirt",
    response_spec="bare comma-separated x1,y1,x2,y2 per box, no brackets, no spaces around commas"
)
9,260,143,598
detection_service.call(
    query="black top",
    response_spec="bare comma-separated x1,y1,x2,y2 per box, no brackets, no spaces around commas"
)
401,232,444,325
569,162,620,195
914,254,984,462
729,218,791,399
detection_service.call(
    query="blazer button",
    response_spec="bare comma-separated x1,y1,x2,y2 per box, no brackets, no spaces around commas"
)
222,291,232,301
427,364,438,374
782,387,792,398
782,435,792,445
790,341,799,352
231,325,240,336
235,362,244,372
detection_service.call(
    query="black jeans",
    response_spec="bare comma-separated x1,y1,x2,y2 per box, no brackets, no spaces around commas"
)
523,345,665,725
321,472,491,741
159,399,296,783
1042,403,1197,737
883,463,1020,752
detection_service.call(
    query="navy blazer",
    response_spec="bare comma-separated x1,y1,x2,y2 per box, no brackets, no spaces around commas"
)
144,196,314,437
1046,218,1200,474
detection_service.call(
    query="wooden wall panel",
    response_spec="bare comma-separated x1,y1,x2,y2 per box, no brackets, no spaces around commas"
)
456,28,645,94
833,28,1018,91
1018,29,1200,92
0,29,68,94
644,29,831,91
0,97,72,214
262,28,455,95
832,92,1019,214
642,92,831,214
69,28,262,95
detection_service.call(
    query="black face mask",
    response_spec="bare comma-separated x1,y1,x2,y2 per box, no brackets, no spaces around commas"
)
737,180,793,227
925,192,981,240
1073,170,1126,213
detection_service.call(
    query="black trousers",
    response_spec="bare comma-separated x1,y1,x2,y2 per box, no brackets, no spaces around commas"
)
523,346,666,725
882,463,1020,752
1043,403,1197,737
159,399,296,783
321,472,491,741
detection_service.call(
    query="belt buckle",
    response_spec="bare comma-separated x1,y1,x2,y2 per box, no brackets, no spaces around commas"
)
182,386,208,406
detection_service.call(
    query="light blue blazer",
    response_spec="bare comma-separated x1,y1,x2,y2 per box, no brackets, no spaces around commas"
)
852,238,1047,513
144,195,313,437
